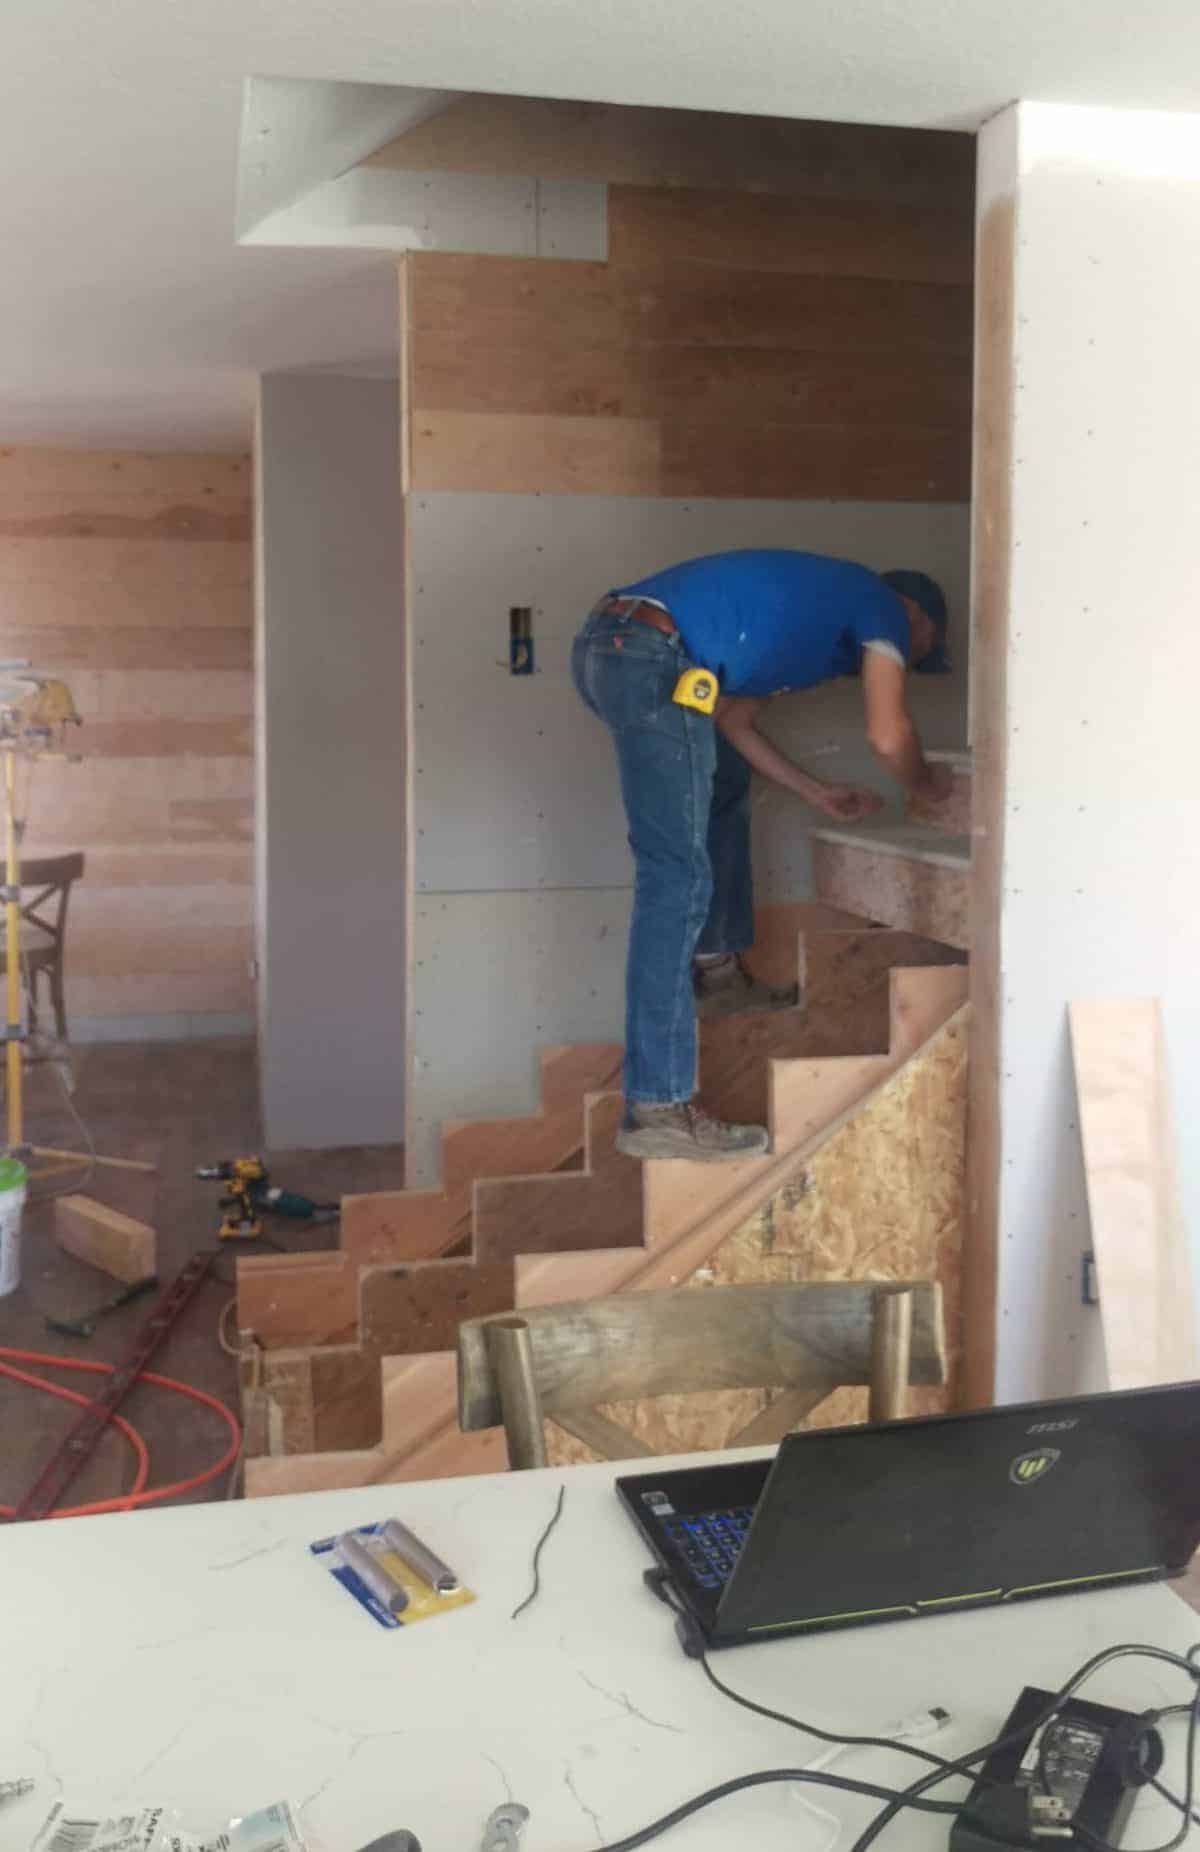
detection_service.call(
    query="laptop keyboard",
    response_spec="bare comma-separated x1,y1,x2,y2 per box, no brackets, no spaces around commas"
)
661,1507,755,1590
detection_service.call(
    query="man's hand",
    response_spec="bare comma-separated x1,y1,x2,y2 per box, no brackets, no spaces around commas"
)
916,762,956,804
815,783,886,823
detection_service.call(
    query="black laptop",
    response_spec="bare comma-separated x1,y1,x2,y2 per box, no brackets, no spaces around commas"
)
617,1381,1200,1651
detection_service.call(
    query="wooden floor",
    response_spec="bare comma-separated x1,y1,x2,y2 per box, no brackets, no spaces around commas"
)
0,1039,404,1520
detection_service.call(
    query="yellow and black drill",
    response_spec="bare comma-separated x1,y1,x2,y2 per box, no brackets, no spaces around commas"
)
196,1156,338,1241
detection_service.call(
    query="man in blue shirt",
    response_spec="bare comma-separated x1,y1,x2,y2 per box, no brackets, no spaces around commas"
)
572,549,955,1162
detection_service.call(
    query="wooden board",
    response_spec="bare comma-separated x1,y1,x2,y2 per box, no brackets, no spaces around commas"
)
409,330,973,429
236,1253,360,1352
740,900,871,990
407,252,974,358
53,1193,156,1283
609,185,973,285
473,1093,645,1263
1069,1000,1197,1390
360,1259,516,1355
409,409,969,502
370,94,975,209
962,197,1016,1408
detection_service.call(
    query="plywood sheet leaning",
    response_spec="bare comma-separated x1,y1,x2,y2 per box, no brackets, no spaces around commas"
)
1069,1000,1197,1390
543,1007,967,1464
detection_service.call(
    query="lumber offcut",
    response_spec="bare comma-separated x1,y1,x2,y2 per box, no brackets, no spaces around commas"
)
54,1193,156,1283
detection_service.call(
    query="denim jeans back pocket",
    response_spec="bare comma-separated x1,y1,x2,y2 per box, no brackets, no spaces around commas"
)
580,629,683,732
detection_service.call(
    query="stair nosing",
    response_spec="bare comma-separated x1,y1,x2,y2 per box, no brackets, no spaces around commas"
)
811,824,970,872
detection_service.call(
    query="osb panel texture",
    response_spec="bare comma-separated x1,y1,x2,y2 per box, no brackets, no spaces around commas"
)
544,1011,967,1468
1,447,254,1022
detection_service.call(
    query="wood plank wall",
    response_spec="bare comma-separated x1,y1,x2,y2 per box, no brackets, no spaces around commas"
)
0,447,254,1031
395,102,975,501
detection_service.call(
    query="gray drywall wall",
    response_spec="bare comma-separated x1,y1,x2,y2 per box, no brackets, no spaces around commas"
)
407,490,969,1182
257,373,407,1149
980,102,1200,1401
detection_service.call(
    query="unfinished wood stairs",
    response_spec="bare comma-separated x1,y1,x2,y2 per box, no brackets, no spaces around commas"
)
238,897,969,1495
811,749,971,947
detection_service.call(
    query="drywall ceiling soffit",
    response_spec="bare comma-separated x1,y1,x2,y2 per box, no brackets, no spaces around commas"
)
242,164,607,259
236,77,462,237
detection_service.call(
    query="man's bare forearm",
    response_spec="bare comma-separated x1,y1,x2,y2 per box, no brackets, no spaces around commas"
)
718,720,829,806
869,719,936,795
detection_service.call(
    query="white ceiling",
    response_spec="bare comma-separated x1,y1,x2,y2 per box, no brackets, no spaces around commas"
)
7,0,1200,451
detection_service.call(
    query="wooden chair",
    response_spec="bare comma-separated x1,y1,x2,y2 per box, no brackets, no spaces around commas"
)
0,853,85,1041
458,1280,945,1470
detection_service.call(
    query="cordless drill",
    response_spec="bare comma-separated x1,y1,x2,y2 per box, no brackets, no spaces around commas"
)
196,1156,338,1240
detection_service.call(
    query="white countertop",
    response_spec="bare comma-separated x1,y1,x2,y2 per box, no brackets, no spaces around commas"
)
2,1454,1198,1852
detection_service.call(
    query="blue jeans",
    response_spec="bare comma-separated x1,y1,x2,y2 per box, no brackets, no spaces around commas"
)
572,610,753,1104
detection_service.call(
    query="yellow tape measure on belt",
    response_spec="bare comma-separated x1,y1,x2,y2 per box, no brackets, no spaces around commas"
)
672,668,718,715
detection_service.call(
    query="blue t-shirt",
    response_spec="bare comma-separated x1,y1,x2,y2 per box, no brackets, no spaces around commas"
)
613,549,910,698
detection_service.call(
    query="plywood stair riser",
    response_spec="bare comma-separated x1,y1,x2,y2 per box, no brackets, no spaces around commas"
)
242,958,968,1493
238,916,964,1353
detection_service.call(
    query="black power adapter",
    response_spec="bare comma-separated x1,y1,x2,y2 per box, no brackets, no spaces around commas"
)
949,1686,1164,1850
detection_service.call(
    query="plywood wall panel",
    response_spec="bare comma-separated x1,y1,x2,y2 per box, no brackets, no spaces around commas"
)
2,445,254,1035
608,186,973,285
369,94,974,211
5,626,253,670
407,254,973,360
411,411,663,496
411,329,971,430
0,447,250,498
412,411,966,502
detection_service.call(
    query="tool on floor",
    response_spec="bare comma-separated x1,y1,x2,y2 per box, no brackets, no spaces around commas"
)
356,1836,422,1852
380,1517,460,1593
44,1273,158,1340
196,1157,338,1241
481,1804,529,1852
671,666,718,715
8,1249,219,1522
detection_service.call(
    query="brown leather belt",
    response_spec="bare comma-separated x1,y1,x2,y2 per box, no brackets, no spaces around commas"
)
599,594,677,639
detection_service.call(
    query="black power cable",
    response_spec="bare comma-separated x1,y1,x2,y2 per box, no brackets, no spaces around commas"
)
584,1765,964,1852
583,1638,1200,1852
845,1641,1200,1852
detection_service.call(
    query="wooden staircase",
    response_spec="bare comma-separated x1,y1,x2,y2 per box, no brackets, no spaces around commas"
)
238,901,968,1495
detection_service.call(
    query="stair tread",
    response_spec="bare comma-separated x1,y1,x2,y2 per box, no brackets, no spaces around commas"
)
811,822,970,871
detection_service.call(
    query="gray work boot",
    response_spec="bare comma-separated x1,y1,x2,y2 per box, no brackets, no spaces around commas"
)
693,953,798,1018
616,1099,769,1163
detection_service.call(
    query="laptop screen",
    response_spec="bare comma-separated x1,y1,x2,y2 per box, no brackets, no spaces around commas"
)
716,1381,1200,1638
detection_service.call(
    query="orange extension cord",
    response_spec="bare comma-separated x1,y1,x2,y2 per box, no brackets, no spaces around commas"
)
0,1345,241,1519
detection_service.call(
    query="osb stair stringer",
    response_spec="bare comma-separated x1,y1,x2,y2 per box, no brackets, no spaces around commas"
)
241,952,968,1495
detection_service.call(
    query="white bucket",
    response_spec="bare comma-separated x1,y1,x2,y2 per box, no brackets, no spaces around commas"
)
0,1157,27,1297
